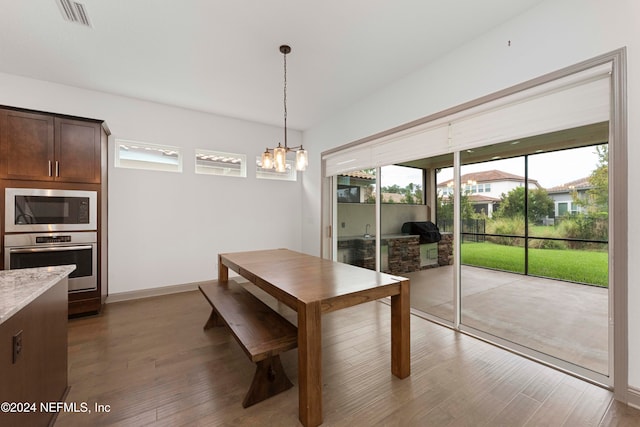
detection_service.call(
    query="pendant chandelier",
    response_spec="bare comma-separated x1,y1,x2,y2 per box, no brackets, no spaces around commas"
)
261,45,308,173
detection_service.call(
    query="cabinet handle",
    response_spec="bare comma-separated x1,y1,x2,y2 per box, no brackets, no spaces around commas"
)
55,161,59,177
48,161,52,177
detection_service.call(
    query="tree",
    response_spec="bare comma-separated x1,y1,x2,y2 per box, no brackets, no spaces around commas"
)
436,192,475,228
566,144,609,242
364,184,376,203
586,144,608,214
382,184,402,194
358,168,377,203
380,183,423,204
402,183,423,204
495,186,555,223
413,185,424,205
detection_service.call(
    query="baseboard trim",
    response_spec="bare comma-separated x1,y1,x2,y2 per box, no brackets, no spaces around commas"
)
628,386,640,410
105,276,248,304
106,280,211,303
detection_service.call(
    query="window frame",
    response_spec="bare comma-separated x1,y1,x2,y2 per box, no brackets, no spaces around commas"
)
115,139,183,173
195,149,247,178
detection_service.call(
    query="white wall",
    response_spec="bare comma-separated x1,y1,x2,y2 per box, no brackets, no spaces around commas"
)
302,0,640,392
337,204,429,238
0,72,303,294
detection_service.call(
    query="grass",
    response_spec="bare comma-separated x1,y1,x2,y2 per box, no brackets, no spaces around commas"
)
461,241,608,287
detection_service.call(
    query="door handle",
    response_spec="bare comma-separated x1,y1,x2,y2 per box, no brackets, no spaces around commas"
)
9,245,93,254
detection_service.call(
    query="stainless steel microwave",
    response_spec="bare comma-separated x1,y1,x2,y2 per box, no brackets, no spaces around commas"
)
5,188,97,233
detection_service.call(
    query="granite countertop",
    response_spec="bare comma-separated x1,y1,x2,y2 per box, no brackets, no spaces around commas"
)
0,265,76,325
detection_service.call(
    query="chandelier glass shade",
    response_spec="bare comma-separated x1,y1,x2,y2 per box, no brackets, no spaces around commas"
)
261,45,308,173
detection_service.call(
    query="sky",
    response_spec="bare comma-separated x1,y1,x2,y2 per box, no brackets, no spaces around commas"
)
381,145,602,190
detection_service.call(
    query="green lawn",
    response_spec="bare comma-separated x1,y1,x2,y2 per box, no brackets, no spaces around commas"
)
461,242,608,287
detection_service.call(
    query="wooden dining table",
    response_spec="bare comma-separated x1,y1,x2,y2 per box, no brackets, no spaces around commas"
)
218,248,411,427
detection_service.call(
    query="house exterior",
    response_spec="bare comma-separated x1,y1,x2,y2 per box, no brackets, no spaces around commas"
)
546,176,593,217
437,170,542,218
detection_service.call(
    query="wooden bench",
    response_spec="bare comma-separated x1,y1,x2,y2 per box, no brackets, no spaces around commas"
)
199,280,298,407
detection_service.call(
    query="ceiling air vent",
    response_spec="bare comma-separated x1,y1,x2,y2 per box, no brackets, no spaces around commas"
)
56,0,92,27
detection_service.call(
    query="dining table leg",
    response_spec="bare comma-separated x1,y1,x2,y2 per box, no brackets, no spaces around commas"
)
298,300,322,427
218,254,228,282
391,279,411,378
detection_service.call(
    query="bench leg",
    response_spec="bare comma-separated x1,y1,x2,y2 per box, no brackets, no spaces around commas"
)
242,355,293,408
203,308,226,330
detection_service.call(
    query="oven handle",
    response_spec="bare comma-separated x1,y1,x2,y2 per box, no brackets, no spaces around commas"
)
8,245,93,254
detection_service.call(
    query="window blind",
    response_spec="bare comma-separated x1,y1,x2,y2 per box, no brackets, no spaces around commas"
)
450,64,611,151
323,145,372,176
323,62,611,176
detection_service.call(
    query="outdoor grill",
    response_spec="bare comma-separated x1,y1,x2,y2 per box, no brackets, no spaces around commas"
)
401,221,442,244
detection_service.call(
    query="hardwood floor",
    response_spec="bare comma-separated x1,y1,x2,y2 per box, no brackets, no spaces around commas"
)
56,284,640,426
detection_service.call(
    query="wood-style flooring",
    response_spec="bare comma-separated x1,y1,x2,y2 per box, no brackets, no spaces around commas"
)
56,284,640,426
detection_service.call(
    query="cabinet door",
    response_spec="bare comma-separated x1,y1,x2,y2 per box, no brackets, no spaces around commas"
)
54,118,101,183
0,109,55,181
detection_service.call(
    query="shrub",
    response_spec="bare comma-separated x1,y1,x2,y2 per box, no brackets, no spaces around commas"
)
485,215,607,250
527,226,566,249
486,217,525,246
557,214,608,249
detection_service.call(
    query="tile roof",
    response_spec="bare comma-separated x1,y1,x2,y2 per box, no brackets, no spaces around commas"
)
339,171,376,180
468,194,501,203
438,169,540,187
546,176,593,193
440,194,501,203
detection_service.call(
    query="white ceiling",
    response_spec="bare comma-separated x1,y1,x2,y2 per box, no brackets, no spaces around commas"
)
0,0,547,130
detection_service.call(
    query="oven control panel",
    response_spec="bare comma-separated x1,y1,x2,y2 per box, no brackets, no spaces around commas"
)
4,231,97,248
35,235,72,244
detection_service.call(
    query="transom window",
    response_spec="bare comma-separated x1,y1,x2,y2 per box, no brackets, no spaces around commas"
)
115,139,182,172
195,149,246,178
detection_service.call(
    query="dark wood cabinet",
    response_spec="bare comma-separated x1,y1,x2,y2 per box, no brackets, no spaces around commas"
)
0,109,54,181
0,110,101,184
55,117,101,183
0,276,68,427
0,106,108,317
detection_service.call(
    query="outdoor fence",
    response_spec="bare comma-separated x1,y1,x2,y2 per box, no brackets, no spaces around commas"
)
436,215,609,287
437,219,486,243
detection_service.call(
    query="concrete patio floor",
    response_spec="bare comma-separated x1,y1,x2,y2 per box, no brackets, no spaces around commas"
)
404,265,608,375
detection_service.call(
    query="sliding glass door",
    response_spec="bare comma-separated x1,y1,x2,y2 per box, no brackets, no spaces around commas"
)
323,54,624,387
335,169,377,270
458,131,610,377
379,160,455,324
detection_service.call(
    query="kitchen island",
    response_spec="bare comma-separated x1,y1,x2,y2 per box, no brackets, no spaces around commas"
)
0,265,75,427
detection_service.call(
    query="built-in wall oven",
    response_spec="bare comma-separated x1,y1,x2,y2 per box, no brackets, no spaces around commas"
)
4,232,97,292
3,188,98,292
